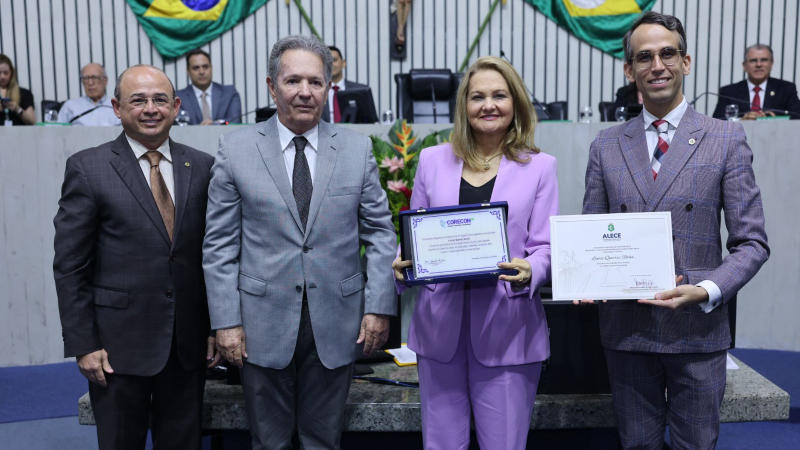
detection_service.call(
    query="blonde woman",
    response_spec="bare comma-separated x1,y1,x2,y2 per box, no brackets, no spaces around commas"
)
393,56,558,449
0,54,35,125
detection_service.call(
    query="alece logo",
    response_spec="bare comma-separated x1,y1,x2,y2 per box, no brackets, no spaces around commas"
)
603,223,621,240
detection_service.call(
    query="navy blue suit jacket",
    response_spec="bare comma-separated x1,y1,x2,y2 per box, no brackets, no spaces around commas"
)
176,82,242,124
322,79,369,123
712,77,800,119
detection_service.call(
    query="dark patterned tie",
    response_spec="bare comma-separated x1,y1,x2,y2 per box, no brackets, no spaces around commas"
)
142,151,175,241
292,136,313,230
650,119,670,180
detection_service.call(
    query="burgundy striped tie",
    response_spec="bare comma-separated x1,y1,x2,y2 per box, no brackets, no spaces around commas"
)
650,119,670,180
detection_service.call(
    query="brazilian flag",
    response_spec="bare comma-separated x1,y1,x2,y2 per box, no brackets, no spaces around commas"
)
126,0,270,59
525,0,658,59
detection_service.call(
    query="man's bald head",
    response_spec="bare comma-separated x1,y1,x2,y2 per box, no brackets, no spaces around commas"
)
113,64,175,100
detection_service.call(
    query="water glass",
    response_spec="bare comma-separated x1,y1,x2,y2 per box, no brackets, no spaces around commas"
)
579,106,593,123
175,110,190,126
614,106,627,122
725,104,740,121
44,109,59,124
382,110,395,125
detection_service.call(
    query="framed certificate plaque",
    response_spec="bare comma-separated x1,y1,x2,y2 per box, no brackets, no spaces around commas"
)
399,202,517,286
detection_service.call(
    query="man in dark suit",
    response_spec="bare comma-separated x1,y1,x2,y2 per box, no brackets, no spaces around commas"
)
712,43,800,120
176,48,242,124
54,64,219,450
321,45,372,123
582,13,769,449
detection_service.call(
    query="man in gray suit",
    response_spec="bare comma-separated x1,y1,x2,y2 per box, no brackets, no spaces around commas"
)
582,12,769,449
176,49,242,124
321,45,373,123
203,35,397,449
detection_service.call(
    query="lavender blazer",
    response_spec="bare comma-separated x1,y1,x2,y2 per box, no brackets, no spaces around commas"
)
402,143,559,366
583,106,769,354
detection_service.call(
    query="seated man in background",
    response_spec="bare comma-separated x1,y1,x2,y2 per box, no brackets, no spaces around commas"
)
322,45,372,123
57,63,120,126
176,49,242,125
712,43,800,120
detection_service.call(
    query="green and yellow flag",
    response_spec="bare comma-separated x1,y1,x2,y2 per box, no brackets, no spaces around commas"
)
524,0,658,59
125,0,270,59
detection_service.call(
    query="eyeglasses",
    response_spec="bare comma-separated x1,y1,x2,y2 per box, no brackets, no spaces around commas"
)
80,75,106,83
630,47,684,70
121,96,174,108
746,58,772,65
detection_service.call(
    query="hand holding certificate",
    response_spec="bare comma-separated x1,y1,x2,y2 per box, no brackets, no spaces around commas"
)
550,212,676,301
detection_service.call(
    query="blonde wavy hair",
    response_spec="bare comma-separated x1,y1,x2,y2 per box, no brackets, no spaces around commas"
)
0,54,21,104
450,56,539,171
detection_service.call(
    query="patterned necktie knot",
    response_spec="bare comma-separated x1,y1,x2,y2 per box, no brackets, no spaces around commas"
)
753,86,761,93
143,150,163,168
293,135,308,153
652,119,669,133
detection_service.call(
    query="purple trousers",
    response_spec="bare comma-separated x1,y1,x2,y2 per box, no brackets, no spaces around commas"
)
416,298,542,450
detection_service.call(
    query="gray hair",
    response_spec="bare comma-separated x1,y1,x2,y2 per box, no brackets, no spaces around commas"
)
113,64,176,99
744,43,774,61
268,34,333,84
623,11,687,63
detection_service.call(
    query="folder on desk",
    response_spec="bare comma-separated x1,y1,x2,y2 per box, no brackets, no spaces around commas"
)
385,344,417,366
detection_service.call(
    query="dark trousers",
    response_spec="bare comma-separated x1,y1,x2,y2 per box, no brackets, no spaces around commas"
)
88,340,206,450
241,300,355,450
604,348,727,450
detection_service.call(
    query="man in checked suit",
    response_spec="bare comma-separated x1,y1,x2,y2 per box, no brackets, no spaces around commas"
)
582,12,769,449
203,35,396,449
54,65,219,450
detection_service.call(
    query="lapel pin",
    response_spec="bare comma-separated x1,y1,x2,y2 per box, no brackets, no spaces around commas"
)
688,138,696,145
770,91,775,96
185,162,191,167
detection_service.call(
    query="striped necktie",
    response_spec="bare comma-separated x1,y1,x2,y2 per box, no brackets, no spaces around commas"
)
650,119,670,180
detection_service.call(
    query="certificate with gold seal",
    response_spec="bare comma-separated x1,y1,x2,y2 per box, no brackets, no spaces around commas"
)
549,212,676,301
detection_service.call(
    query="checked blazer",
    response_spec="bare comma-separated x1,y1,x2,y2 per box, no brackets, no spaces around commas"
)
583,105,769,354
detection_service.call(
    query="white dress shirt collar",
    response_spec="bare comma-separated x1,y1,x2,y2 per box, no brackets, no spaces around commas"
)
746,78,768,94
126,135,171,163
191,83,213,100
276,117,319,153
642,96,689,131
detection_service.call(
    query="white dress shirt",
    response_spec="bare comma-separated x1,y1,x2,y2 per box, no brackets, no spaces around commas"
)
277,117,319,187
327,79,346,123
126,135,175,203
642,97,723,313
746,79,768,107
192,83,214,118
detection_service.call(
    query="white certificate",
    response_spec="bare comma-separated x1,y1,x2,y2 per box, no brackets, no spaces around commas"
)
550,212,676,301
410,207,510,279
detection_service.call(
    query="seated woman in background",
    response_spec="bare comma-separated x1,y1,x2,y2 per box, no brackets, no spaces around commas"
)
392,56,559,449
0,54,35,126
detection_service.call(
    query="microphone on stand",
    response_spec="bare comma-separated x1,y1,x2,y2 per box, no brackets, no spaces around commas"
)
69,104,114,123
430,83,438,124
500,50,551,120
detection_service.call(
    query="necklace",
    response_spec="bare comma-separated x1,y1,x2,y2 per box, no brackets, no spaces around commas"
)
481,152,503,170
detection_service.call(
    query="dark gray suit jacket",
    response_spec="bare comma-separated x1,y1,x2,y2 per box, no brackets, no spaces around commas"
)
54,133,215,376
583,106,769,354
176,82,242,124
322,79,368,123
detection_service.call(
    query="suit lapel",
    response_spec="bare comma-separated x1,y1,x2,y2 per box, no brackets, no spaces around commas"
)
648,106,705,210
211,82,222,119
734,81,751,111
108,133,172,246
170,140,192,250
255,118,304,233
620,115,653,204
440,150,463,207
183,88,203,124
304,121,338,239
763,77,775,111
